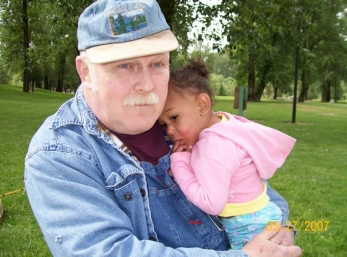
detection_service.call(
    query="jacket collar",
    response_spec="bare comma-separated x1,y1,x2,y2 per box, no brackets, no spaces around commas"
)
50,85,99,136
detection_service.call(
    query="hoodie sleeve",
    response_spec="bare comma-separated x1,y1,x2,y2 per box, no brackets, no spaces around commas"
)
170,135,240,215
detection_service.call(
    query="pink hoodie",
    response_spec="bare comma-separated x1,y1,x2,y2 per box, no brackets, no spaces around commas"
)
170,112,296,216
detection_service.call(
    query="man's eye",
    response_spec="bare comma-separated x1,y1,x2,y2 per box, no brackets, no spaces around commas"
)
152,62,162,67
170,115,178,121
119,64,130,68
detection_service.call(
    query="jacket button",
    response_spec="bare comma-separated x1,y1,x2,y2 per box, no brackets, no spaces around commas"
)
149,236,156,241
140,189,146,197
123,193,132,201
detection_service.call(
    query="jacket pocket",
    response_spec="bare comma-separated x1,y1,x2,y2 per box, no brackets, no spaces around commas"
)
105,167,149,240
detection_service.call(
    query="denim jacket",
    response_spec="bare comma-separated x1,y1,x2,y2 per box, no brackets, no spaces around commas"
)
24,86,289,257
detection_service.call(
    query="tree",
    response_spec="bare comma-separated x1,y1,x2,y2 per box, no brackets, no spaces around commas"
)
0,59,10,84
158,0,206,60
296,0,347,102
315,2,347,102
0,0,29,91
0,0,93,92
22,0,30,92
1,0,347,100
212,50,234,78
200,0,347,102
206,0,299,101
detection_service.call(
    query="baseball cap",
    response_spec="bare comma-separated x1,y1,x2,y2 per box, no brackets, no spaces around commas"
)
77,0,179,64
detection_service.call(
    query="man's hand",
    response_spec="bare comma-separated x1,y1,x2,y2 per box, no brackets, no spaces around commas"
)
242,224,302,257
270,226,295,246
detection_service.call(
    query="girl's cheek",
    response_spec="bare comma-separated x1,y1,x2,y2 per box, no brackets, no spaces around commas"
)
180,127,195,140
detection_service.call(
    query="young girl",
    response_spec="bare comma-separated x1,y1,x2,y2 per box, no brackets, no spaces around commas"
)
158,58,296,250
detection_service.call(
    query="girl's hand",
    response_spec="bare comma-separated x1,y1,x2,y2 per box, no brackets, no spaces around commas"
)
172,140,192,153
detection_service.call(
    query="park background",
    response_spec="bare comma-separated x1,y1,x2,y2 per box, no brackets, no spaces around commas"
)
1,0,347,256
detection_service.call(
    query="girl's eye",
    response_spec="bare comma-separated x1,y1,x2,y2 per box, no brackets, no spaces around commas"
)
170,115,178,121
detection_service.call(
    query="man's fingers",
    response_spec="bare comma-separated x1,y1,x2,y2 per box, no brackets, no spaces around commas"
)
269,227,286,244
289,245,303,257
257,222,281,240
243,223,302,257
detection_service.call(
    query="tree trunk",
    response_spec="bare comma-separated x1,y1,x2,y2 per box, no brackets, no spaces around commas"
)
44,75,49,90
247,50,256,101
298,68,309,102
57,79,63,92
254,60,271,101
56,53,66,92
35,81,42,89
44,65,51,90
273,84,278,100
334,77,338,103
22,0,30,93
321,81,331,102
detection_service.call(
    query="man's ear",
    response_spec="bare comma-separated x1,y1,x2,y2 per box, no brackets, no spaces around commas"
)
75,56,90,83
196,93,211,116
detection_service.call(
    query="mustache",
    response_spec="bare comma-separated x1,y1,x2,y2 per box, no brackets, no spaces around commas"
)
123,92,159,106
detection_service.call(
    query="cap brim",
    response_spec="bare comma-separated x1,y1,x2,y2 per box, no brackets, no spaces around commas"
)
86,30,179,64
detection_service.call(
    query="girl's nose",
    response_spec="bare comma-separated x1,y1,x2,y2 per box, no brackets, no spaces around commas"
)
166,125,175,137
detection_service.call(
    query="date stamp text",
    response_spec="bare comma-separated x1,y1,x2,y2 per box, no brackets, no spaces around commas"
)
266,220,330,232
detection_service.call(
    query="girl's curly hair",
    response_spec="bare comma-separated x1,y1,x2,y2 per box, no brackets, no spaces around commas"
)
169,58,215,104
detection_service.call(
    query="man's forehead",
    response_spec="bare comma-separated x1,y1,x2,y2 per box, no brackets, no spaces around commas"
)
98,52,170,65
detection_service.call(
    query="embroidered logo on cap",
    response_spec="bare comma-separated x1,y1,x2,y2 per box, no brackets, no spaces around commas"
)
108,8,148,36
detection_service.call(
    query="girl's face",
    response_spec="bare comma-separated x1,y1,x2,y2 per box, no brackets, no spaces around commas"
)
158,89,208,147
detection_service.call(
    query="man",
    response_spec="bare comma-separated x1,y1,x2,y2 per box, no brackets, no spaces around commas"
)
24,0,302,256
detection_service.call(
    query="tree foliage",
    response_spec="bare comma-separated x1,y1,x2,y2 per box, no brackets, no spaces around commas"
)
199,0,347,101
0,0,93,92
0,0,346,102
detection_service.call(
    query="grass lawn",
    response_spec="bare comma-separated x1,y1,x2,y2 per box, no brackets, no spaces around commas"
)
0,85,73,256
1,84,346,256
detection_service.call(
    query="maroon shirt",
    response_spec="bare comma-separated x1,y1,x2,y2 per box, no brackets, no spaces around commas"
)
114,121,170,165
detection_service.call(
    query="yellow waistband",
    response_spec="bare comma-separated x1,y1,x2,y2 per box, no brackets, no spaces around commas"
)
218,182,269,217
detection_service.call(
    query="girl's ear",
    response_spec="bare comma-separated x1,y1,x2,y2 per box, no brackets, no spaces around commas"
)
196,93,211,116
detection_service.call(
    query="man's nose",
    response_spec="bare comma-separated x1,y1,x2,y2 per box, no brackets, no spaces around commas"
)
135,69,155,92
